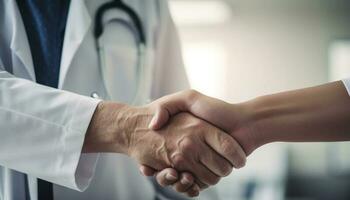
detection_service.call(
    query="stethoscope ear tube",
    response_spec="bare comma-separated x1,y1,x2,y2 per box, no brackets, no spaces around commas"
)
94,0,148,104
94,0,146,45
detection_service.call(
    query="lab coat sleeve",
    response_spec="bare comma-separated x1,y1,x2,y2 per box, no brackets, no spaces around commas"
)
342,78,350,96
0,70,100,191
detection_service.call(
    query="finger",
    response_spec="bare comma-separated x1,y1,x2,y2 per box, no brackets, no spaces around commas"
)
139,165,157,176
155,168,179,187
199,147,233,177
204,130,246,168
188,94,234,132
192,162,221,186
149,90,201,130
186,184,200,197
155,91,234,132
148,106,170,130
170,144,220,186
173,172,195,193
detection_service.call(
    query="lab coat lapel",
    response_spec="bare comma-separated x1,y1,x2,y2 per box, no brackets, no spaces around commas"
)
58,0,92,89
9,0,36,81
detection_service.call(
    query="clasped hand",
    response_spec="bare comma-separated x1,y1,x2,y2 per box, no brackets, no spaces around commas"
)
126,98,246,197
85,90,251,197
136,90,256,197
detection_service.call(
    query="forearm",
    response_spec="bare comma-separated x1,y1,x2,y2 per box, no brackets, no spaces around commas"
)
83,102,128,153
82,101,151,154
244,81,350,146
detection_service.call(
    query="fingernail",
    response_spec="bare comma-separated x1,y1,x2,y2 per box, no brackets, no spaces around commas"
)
181,177,191,185
194,185,200,191
148,117,156,129
166,173,177,181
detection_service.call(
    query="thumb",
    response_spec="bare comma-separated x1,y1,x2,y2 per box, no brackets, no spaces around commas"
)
148,106,170,130
149,90,198,130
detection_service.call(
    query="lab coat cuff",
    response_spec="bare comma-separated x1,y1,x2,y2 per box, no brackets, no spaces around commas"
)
342,78,350,96
61,95,101,191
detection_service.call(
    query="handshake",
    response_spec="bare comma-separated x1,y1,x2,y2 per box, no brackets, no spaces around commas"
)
138,90,257,197
84,81,350,198
85,90,259,197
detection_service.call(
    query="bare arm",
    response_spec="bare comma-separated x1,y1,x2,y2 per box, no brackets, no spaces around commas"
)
150,81,350,154
81,101,246,197
145,80,350,194
245,81,350,148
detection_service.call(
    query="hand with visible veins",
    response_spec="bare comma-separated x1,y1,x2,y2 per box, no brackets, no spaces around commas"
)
141,81,350,196
139,91,253,196
83,100,246,197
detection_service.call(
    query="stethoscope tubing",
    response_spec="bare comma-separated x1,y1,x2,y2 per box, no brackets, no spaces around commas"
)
93,0,147,104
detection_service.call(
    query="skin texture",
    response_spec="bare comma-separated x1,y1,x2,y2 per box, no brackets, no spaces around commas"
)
142,81,350,196
82,100,246,196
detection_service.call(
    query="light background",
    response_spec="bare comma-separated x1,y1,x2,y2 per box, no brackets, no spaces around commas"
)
169,1,350,199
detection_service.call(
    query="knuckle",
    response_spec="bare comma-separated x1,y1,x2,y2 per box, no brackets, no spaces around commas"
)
180,137,195,153
221,137,235,156
185,89,199,99
189,115,202,125
183,172,194,182
192,122,203,131
171,153,186,169
191,120,207,133
185,89,201,104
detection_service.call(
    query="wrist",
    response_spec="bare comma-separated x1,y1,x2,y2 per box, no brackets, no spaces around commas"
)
233,97,274,155
118,105,155,157
242,96,278,147
84,101,138,154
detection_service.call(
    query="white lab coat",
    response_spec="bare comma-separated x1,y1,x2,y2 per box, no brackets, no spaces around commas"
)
0,0,218,200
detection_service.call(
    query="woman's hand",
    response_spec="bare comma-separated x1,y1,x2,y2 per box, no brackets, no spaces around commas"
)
149,90,259,155
142,81,350,197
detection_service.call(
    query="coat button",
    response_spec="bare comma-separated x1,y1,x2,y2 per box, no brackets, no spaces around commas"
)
91,92,100,99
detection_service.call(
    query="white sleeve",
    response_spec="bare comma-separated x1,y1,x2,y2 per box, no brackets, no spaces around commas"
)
342,78,350,96
0,70,100,191
151,0,190,99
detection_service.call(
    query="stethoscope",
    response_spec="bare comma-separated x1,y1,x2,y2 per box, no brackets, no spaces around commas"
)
92,0,147,104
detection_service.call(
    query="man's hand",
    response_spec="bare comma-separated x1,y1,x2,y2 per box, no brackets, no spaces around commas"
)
83,100,246,197
140,90,258,196
130,111,245,185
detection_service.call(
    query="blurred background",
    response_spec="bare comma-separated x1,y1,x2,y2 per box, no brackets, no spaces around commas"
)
168,0,350,200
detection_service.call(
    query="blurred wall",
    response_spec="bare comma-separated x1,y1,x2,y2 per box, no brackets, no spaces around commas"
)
171,0,350,179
